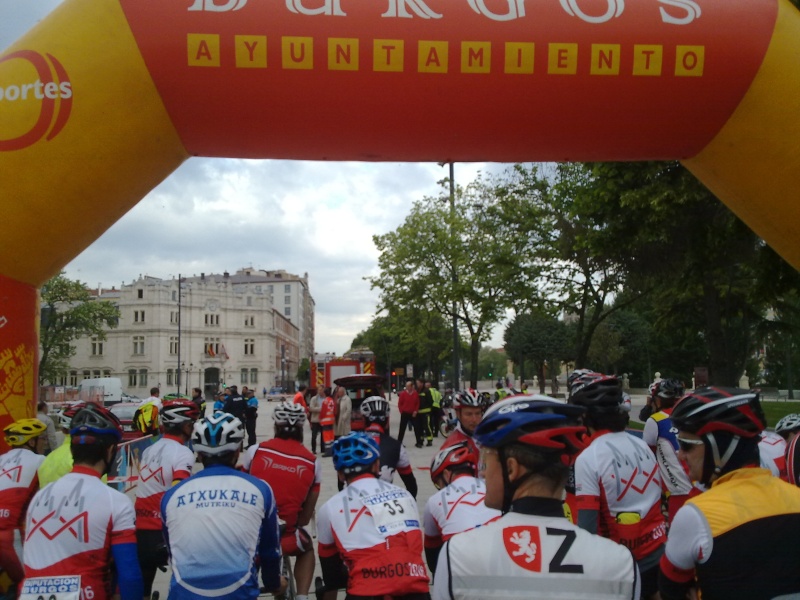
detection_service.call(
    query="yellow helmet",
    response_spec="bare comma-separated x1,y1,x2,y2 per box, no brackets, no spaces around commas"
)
4,418,47,447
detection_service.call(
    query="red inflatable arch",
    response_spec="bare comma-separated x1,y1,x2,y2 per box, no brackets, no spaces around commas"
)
1,0,799,430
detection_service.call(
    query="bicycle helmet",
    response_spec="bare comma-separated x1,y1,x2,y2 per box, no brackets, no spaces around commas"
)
4,418,47,447
452,389,483,409
670,387,765,438
654,379,685,401
192,411,245,456
569,375,624,413
70,404,123,446
775,413,800,436
161,399,201,425
429,441,478,487
360,396,390,425
567,369,595,392
272,401,307,427
671,387,766,486
58,401,86,429
332,432,380,475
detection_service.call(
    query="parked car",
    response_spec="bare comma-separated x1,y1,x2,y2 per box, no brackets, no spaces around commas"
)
267,386,286,402
332,374,386,431
109,402,146,442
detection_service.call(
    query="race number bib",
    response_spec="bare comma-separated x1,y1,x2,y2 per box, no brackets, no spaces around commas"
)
20,576,81,600
361,490,418,534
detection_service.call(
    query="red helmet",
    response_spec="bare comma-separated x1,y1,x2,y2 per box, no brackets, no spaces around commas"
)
161,399,201,425
671,387,765,438
429,441,478,487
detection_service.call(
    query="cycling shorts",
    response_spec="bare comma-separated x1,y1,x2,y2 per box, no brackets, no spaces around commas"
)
136,529,169,568
281,527,312,556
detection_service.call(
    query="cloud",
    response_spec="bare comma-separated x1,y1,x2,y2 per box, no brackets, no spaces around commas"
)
1,1,511,354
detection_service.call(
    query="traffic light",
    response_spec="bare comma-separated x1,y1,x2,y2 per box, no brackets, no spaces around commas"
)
488,371,492,377
392,371,396,376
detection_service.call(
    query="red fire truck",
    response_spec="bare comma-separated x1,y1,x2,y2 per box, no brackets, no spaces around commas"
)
310,359,384,431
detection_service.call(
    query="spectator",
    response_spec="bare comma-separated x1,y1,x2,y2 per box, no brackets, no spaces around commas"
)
397,380,420,447
143,386,163,410
308,384,324,454
427,382,443,439
36,401,58,455
333,386,351,441
417,379,433,447
293,384,309,413
191,387,204,413
37,401,86,487
245,388,259,447
320,388,336,457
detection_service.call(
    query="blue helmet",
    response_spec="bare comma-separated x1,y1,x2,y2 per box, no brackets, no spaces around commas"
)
70,404,123,446
332,432,380,474
192,411,245,456
474,395,587,456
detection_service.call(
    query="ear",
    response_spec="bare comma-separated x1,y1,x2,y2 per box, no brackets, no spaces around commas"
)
505,455,525,482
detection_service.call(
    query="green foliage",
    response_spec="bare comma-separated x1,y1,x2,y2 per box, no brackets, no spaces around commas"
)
39,272,120,385
505,311,569,392
296,357,311,383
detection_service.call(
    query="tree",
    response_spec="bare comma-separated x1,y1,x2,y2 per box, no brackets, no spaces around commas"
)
295,357,311,384
504,311,570,393
39,272,120,385
369,177,529,387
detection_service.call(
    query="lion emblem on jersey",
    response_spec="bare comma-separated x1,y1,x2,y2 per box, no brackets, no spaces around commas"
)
502,526,542,572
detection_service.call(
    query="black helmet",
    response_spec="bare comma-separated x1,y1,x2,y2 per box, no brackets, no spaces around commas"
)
70,404,123,446
654,379,685,401
569,375,624,413
567,369,595,393
670,387,765,439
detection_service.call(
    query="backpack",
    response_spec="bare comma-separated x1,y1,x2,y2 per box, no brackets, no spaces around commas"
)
133,403,160,435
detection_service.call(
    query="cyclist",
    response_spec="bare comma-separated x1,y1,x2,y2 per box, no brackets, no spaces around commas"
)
423,441,499,576
433,395,639,600
37,401,86,486
775,413,800,485
758,423,787,478
659,387,800,600
360,396,418,498
316,432,430,599
641,378,699,521
134,399,200,600
243,402,320,600
162,411,285,599
440,389,484,457
22,405,143,600
571,374,666,600
0,418,47,595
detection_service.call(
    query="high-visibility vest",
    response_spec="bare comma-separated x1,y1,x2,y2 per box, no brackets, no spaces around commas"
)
320,397,336,426
430,388,442,409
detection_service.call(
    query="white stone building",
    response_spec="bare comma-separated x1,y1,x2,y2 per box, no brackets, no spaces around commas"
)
61,270,308,398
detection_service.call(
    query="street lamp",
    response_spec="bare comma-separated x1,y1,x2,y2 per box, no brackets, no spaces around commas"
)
281,344,286,392
440,162,460,391
185,362,192,396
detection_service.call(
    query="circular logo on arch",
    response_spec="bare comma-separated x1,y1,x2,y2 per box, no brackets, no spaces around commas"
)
0,50,73,151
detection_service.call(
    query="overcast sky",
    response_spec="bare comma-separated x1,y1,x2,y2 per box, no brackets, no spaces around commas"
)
2,0,512,355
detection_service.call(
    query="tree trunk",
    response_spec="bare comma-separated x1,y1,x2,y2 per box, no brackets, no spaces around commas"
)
469,336,481,388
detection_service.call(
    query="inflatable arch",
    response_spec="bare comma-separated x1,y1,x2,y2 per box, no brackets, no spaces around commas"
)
1,0,799,433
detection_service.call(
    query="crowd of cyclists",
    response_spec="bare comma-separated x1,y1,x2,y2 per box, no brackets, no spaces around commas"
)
2,371,800,600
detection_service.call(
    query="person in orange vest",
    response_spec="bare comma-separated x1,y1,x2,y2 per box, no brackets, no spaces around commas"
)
320,387,336,457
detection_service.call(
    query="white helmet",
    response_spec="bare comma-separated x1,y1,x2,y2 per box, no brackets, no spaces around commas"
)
360,396,390,425
775,413,800,435
192,411,244,456
272,401,306,427
453,389,482,409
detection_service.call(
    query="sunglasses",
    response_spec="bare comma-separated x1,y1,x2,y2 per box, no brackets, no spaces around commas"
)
676,437,704,452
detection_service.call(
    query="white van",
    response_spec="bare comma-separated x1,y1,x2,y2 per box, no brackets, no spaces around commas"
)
77,377,124,406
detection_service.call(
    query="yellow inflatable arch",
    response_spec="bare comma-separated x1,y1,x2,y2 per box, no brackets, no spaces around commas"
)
1,0,799,432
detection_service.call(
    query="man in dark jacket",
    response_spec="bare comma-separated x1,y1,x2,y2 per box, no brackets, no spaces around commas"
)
416,378,433,447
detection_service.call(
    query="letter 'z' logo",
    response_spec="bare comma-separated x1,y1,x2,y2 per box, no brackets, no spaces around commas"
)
0,50,73,151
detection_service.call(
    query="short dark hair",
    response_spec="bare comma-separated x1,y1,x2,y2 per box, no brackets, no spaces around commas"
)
201,451,237,468
150,387,160,396
298,384,307,392
274,423,303,442
71,438,116,465
503,443,569,493
585,410,629,433
37,401,48,411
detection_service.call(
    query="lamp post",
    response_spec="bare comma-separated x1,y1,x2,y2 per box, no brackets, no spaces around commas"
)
185,363,192,396
281,344,286,392
446,162,459,391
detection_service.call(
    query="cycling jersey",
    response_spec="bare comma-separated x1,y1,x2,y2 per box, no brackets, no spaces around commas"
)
423,474,500,546
433,497,639,600
441,425,479,458
642,409,699,520
364,425,415,486
317,474,429,597
161,464,282,599
787,434,800,486
758,430,787,478
0,447,45,531
243,437,321,534
574,430,666,562
135,434,195,530
22,466,142,600
659,468,800,600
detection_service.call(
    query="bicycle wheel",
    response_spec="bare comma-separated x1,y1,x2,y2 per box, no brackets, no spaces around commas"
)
278,554,296,600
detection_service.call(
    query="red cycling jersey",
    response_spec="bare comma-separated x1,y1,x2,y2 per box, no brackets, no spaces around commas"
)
0,447,45,531
134,435,195,530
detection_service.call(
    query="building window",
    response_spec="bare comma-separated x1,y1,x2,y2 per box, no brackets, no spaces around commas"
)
93,370,101,378
284,307,291,316
284,295,290,304
241,368,248,384
133,335,145,355
134,310,146,323
69,371,78,387
58,374,67,386
91,337,104,356
246,296,252,306
167,368,174,385
137,289,144,299
204,337,220,357
169,336,179,355
172,290,177,301
250,368,258,384
139,369,148,387
128,369,138,387
82,370,90,380
245,315,255,327
103,370,111,378
284,284,291,293
244,338,255,356
170,311,179,324
205,314,219,326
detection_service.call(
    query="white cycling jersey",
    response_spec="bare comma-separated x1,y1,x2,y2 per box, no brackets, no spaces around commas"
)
758,430,787,478
434,498,640,600
642,410,694,496
423,474,500,546
135,435,195,530
0,447,45,531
